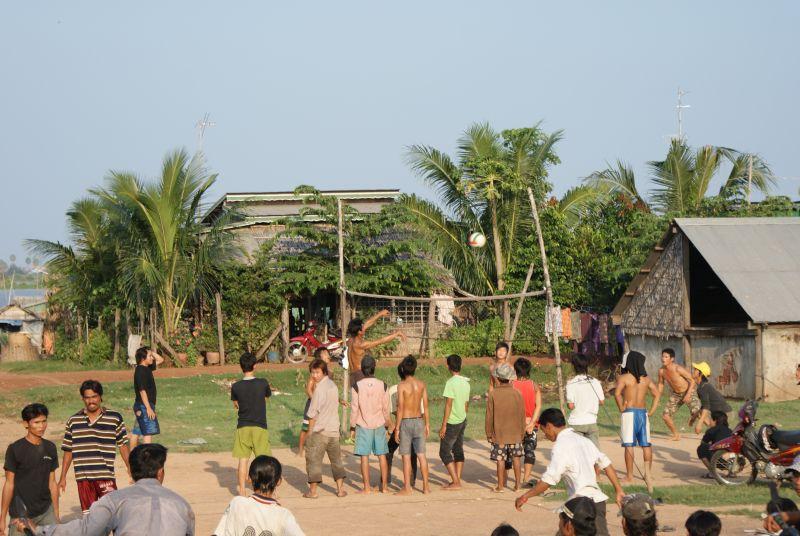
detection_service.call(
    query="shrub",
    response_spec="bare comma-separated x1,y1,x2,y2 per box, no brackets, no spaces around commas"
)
83,329,113,364
434,317,505,358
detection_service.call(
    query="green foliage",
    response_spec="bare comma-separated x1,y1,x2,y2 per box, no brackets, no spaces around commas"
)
0,331,7,348
83,329,113,364
434,317,504,358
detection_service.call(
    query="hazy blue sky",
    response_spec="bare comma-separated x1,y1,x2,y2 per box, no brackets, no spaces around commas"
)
2,2,799,263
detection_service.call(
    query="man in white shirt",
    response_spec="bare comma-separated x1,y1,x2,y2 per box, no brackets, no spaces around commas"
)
515,408,624,536
566,353,605,447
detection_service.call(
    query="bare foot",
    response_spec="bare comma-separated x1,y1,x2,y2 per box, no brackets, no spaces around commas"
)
394,488,413,496
491,487,505,493
302,492,318,499
422,485,431,494
442,482,461,491
336,490,348,498
622,477,635,485
355,488,372,495
644,474,654,494
669,435,681,441
513,485,521,492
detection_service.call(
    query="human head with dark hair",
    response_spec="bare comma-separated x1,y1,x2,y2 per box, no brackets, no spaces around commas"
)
309,358,329,379
361,355,376,377
538,407,567,442
660,348,676,368
313,346,330,362
135,346,150,365
21,403,49,440
446,354,462,373
401,355,417,377
710,410,728,428
558,496,597,536
79,380,103,414
396,362,407,380
514,357,532,379
571,353,590,376
130,443,168,482
684,510,721,536
622,351,647,383
621,494,657,536
490,523,519,536
239,352,257,373
347,318,364,339
765,497,799,533
249,455,283,496
495,341,509,361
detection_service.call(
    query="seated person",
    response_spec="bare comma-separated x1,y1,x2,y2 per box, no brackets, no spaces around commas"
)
764,497,799,535
696,410,732,477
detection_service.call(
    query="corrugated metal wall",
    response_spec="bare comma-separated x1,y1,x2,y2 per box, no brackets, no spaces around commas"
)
690,334,756,399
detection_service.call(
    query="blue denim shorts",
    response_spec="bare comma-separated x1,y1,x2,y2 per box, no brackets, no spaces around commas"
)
133,402,160,436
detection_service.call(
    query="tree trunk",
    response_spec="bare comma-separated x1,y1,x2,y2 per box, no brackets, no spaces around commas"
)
490,200,510,339
215,292,225,365
113,308,120,362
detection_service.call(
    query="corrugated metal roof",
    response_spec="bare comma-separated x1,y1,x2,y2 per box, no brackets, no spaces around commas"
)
675,217,800,323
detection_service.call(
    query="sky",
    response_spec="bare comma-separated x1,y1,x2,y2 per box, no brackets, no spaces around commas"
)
1,1,799,263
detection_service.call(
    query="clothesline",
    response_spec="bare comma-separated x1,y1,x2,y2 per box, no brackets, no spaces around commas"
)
544,305,625,359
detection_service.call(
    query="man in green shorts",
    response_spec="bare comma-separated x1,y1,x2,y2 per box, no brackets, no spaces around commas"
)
231,352,272,496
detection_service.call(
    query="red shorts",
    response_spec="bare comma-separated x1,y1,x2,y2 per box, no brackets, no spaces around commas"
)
77,479,117,513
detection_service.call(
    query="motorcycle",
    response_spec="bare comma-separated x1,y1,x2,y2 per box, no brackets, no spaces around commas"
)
285,321,344,364
709,400,800,486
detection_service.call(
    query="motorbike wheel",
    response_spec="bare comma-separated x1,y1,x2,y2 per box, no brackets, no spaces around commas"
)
709,449,758,486
286,342,308,364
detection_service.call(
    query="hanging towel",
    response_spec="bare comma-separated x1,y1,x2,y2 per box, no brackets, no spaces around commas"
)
544,306,562,340
580,313,592,343
571,311,582,342
561,307,572,339
598,314,609,343
590,313,601,355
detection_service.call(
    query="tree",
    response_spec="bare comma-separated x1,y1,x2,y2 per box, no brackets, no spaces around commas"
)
402,122,562,337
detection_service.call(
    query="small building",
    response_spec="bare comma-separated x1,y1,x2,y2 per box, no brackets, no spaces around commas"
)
612,217,800,402
0,303,44,362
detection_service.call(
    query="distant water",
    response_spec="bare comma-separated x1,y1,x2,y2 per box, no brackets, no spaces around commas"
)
0,288,46,306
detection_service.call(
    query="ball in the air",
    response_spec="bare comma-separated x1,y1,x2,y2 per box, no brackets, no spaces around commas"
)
467,232,486,248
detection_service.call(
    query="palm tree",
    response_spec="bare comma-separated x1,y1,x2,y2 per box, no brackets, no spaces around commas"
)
402,122,562,337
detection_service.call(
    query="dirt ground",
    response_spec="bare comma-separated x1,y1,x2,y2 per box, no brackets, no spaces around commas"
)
0,419,759,536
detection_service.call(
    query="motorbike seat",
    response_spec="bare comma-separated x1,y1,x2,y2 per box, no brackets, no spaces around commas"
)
771,430,800,449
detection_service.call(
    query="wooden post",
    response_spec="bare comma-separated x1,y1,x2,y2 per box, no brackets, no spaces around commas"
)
426,296,436,358
149,308,156,349
681,233,692,368
215,292,225,365
281,301,290,356
113,308,120,362
508,262,535,353
527,187,566,412
338,198,350,435
255,323,284,361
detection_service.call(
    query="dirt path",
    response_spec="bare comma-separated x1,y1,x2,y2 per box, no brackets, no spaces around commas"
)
0,357,557,392
3,427,760,535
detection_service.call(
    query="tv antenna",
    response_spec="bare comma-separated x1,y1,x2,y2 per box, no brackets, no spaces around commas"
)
673,87,690,141
195,113,216,152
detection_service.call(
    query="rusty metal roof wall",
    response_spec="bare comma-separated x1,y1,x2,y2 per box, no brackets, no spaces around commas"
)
675,217,800,323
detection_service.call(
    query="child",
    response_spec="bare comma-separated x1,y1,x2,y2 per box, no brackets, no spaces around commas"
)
298,347,331,457
394,355,430,495
130,346,164,449
763,498,799,535
387,363,418,488
566,353,604,448
511,357,541,487
485,363,526,492
439,354,470,490
1,403,60,534
231,352,272,496
213,456,304,536
684,510,721,536
696,410,732,477
350,356,391,493
489,342,515,392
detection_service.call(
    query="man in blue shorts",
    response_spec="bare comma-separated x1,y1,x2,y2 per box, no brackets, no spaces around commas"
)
613,351,659,493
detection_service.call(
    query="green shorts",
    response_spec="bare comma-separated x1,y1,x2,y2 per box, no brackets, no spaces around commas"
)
232,426,271,459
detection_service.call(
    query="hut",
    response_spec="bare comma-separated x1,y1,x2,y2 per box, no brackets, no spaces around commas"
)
0,303,44,362
612,217,800,402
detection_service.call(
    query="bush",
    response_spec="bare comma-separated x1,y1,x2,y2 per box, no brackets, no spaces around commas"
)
54,332,81,361
434,317,504,358
83,329,113,364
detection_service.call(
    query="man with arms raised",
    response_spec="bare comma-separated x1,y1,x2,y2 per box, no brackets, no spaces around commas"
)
656,348,699,441
614,351,659,492
345,310,404,386
394,355,430,495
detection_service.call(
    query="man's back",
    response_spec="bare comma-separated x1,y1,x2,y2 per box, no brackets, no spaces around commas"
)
619,373,652,409
398,378,425,419
231,378,271,429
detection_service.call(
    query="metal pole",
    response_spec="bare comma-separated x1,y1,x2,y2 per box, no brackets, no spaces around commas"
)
338,198,350,434
527,187,566,412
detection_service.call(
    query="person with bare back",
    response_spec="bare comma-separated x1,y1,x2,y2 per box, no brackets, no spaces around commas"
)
488,341,515,393
614,351,659,493
393,355,431,495
346,310,405,386
656,347,700,441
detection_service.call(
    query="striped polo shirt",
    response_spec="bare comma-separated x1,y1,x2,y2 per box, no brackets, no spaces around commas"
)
62,408,128,481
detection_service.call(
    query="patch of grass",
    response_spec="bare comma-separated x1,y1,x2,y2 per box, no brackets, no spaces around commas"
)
721,508,762,519
0,360,126,374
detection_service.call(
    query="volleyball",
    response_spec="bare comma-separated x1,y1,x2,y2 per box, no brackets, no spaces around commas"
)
467,232,486,248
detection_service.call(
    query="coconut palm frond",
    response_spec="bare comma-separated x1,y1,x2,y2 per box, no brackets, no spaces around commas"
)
557,184,603,226
649,139,695,213
721,152,777,197
585,160,645,206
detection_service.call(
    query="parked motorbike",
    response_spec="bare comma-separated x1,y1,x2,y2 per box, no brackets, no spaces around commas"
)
286,321,344,364
710,400,800,486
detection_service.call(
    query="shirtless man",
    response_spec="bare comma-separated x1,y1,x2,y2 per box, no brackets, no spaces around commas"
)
489,341,515,392
393,355,431,495
656,347,700,441
346,310,405,385
614,350,659,493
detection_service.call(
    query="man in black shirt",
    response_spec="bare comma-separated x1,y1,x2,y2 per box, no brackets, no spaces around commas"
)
1,403,59,536
131,347,164,449
690,361,732,435
231,352,272,496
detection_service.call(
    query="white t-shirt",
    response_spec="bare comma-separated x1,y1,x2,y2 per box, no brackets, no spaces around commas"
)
213,495,304,536
566,375,604,426
541,428,611,503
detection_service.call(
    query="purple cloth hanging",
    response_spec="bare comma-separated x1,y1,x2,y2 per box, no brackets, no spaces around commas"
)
590,313,600,354
616,325,625,345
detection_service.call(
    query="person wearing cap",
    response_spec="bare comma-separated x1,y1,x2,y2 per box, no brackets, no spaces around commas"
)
558,496,598,536
515,408,624,536
620,493,657,536
485,363,526,492
689,362,731,435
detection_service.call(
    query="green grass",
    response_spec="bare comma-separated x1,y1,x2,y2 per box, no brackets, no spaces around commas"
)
0,360,126,374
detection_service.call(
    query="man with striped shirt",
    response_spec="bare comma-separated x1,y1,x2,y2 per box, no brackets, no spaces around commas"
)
57,380,132,514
